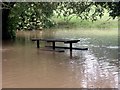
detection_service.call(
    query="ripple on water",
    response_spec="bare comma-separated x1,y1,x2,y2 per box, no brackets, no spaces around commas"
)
106,46,118,49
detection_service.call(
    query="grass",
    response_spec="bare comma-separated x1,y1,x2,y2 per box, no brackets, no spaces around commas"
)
51,11,118,29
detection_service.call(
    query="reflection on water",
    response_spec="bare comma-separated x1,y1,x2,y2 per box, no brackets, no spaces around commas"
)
2,29,118,88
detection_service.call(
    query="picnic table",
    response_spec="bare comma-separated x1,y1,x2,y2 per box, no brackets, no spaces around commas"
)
31,38,88,58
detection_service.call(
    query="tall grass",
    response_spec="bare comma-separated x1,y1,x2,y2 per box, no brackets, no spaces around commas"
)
51,11,118,29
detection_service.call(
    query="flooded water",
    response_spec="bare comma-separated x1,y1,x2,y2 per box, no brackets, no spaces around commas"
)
2,29,118,88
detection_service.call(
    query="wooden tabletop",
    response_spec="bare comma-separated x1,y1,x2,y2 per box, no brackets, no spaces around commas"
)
31,38,80,43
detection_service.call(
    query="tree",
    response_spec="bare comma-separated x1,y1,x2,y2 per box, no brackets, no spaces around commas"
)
2,2,120,40
9,2,57,30
55,2,120,22
95,2,120,19
2,2,57,39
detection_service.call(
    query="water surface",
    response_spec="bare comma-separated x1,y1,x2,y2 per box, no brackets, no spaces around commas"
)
2,29,118,88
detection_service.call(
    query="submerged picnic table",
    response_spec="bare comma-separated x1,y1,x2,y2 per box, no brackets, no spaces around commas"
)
31,38,88,58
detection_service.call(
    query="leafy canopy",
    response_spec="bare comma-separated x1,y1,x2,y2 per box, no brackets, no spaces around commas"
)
2,2,120,39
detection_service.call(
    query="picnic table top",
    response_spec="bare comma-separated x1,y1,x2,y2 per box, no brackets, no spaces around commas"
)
31,38,80,43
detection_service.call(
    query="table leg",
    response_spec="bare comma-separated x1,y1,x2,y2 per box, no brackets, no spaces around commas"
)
52,41,55,50
37,40,40,48
70,43,72,58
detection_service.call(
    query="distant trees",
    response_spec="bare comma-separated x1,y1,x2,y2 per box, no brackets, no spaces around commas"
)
95,2,120,19
2,2,120,40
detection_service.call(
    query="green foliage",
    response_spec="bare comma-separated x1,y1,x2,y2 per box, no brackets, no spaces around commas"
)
54,2,110,22
95,2,120,19
8,2,118,30
9,2,57,31
52,14,118,29
2,2,120,40
7,2,120,31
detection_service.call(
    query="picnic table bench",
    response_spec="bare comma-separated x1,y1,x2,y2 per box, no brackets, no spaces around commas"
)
31,38,88,58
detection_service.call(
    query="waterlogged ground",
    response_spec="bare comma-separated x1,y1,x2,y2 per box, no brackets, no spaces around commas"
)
2,29,118,88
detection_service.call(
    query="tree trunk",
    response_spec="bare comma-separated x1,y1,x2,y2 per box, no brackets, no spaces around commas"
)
2,9,11,40
2,2,15,40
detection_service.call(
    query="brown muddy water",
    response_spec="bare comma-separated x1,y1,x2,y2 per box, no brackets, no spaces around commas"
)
2,29,118,88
